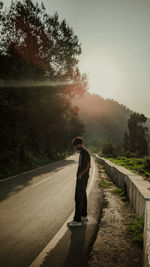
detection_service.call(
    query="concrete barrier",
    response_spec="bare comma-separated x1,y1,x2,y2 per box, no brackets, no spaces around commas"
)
144,201,150,267
95,154,150,267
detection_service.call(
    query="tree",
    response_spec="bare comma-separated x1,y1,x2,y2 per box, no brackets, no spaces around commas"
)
0,0,86,88
0,0,86,177
123,112,148,157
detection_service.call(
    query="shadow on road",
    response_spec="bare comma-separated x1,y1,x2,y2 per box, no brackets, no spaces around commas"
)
0,158,76,202
64,223,88,267
41,222,88,267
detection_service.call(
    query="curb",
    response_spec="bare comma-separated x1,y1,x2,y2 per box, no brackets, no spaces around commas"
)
95,154,150,267
0,157,71,183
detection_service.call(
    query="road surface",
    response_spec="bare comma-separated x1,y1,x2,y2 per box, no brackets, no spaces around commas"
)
0,154,96,267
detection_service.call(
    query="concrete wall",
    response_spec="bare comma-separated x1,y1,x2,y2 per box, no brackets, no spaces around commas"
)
144,201,150,267
95,154,150,267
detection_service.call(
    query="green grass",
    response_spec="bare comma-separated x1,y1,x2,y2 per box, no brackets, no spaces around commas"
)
127,216,144,244
99,180,113,188
112,187,126,197
97,165,106,173
98,165,105,169
108,156,150,178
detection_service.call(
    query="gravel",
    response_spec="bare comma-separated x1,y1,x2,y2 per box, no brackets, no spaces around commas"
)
87,164,143,267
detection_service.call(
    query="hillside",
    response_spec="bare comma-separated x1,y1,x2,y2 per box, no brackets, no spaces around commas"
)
72,91,150,151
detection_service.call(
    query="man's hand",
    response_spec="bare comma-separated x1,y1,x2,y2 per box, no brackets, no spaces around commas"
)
78,173,82,179
77,162,91,179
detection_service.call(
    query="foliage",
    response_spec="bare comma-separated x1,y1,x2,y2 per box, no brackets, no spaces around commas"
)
112,187,126,197
123,112,148,157
1,0,84,82
99,180,113,188
144,156,150,170
72,92,150,155
102,142,114,157
0,0,86,178
127,217,144,243
88,145,102,155
108,156,150,178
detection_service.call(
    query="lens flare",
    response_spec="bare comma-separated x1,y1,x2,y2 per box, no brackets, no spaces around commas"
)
0,79,81,88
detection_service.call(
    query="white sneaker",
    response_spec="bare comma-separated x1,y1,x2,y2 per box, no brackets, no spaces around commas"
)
81,216,88,222
68,220,82,227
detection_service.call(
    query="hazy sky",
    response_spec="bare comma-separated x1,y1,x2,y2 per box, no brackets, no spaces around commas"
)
4,0,150,117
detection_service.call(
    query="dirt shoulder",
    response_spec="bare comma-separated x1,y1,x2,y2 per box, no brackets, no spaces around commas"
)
87,162,143,267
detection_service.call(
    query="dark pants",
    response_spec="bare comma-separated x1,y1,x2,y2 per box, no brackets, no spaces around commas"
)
73,175,89,222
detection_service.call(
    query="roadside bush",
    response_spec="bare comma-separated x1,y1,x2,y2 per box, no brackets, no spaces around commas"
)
144,156,150,171
128,216,144,244
109,157,150,179
124,151,138,158
102,142,126,158
102,142,114,157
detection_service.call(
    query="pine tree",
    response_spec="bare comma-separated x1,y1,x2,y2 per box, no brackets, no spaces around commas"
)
123,112,148,157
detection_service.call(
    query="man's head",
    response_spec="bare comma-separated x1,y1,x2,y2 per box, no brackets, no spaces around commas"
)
72,136,83,150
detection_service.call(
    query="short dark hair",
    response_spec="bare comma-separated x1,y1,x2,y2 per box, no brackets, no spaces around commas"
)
72,136,83,145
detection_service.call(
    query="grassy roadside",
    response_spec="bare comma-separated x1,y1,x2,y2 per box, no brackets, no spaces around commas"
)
107,156,150,179
97,161,144,245
111,186,144,244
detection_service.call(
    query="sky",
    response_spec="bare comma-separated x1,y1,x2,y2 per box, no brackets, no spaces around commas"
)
3,0,150,117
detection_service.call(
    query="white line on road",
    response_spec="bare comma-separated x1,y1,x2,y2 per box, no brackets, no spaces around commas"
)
0,156,76,183
0,163,55,183
29,157,96,267
31,176,52,188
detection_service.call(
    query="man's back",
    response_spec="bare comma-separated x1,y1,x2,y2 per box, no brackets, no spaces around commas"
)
77,148,90,177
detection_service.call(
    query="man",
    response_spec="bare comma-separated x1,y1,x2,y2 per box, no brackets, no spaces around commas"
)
68,137,91,227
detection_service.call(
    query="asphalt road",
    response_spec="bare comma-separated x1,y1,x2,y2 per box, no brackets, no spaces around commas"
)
0,154,96,267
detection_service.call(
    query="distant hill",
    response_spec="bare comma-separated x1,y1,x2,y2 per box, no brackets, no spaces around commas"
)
72,91,150,152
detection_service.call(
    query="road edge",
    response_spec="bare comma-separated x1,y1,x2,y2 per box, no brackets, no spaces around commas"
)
29,157,96,267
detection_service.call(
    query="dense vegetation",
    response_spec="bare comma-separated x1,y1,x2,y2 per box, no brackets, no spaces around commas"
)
100,112,150,179
73,92,150,179
101,112,149,158
108,157,150,179
0,0,87,178
1,1,149,179
123,113,148,157
73,92,150,155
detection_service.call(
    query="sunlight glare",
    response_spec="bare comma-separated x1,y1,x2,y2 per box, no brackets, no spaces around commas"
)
80,56,123,100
